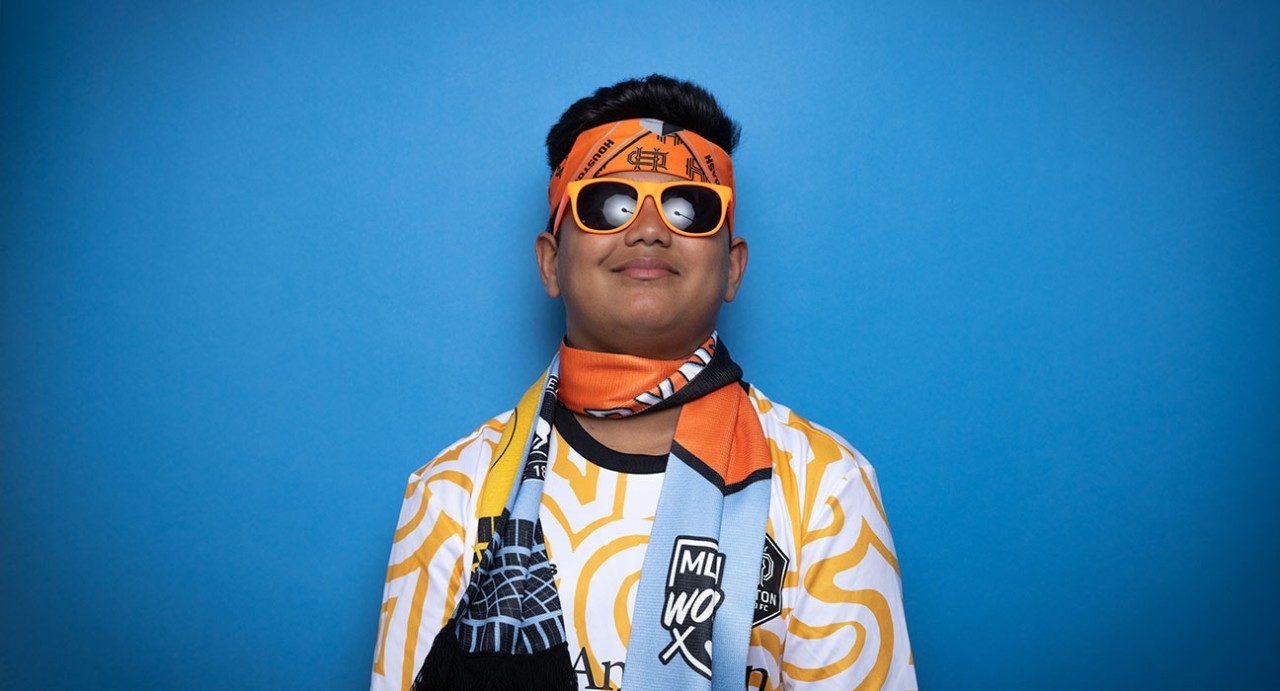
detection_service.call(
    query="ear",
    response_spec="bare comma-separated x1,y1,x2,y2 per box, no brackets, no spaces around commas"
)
534,231,561,298
723,235,748,302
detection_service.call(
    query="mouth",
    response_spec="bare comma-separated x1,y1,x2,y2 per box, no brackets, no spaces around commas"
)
612,257,678,280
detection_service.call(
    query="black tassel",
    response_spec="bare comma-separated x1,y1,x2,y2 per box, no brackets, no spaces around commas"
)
413,619,577,691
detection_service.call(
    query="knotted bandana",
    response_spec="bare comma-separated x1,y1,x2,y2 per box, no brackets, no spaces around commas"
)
414,333,773,690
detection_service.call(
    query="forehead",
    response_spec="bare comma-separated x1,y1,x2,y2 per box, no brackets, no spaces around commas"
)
597,170,686,183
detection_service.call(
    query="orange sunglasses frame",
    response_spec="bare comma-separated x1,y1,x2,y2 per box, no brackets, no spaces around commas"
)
552,177,734,237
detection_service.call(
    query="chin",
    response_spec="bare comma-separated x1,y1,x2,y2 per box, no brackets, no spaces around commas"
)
611,311,683,339
616,292,674,316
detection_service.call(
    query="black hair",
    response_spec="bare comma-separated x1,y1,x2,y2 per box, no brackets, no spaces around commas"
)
545,74,741,172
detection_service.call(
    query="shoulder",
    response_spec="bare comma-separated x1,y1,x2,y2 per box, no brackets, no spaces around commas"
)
746,383,873,471
744,383,881,527
388,410,516,560
405,409,514,489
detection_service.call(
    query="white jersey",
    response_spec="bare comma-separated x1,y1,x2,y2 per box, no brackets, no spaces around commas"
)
373,385,917,690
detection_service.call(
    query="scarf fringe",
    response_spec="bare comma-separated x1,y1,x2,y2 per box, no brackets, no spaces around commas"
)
413,619,577,691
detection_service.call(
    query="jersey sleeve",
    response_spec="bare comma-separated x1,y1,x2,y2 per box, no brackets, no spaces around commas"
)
370,417,505,691
782,450,917,690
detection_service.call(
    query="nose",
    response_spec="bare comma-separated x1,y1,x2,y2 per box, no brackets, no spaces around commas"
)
622,194,672,246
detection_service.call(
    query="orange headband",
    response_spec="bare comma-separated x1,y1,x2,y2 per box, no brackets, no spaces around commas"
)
548,118,735,234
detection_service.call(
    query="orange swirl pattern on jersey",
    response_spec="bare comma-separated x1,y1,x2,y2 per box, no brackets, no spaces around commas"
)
373,417,508,691
372,387,916,691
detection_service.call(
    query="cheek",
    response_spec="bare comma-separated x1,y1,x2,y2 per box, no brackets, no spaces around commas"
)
554,235,607,296
686,245,731,291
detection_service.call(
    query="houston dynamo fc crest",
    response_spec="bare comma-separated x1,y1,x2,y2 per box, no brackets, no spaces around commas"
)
660,536,725,679
754,534,789,627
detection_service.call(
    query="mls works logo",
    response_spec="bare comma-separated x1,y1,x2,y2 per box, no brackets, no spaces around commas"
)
660,536,725,679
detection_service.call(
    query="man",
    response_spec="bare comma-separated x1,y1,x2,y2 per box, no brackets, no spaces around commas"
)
372,75,916,691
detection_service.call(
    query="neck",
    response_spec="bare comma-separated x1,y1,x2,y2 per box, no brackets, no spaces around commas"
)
563,326,714,360
572,405,681,455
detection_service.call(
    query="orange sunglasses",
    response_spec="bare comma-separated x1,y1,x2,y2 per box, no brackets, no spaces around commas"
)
552,178,734,237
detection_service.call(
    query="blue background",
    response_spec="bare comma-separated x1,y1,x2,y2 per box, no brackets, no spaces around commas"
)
2,1,1277,688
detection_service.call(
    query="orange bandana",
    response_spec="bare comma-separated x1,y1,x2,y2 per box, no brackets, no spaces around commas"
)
548,118,736,234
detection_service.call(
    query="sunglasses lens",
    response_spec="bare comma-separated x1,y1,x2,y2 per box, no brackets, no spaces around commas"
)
661,185,724,235
577,181,638,231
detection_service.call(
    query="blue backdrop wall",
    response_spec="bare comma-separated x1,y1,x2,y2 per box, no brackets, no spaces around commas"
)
2,1,1277,688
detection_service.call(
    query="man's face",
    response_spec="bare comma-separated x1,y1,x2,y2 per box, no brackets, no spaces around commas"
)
535,170,748,359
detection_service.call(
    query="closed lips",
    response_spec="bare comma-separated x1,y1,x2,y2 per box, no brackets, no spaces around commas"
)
614,258,678,274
